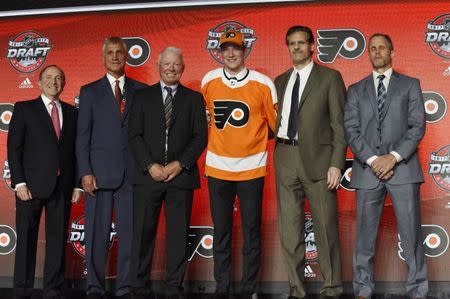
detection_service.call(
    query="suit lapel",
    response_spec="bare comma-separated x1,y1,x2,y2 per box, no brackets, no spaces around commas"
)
380,71,399,122
34,97,59,142
298,63,318,112
275,69,292,133
101,75,121,118
363,76,378,117
59,102,69,144
170,84,184,128
122,77,134,122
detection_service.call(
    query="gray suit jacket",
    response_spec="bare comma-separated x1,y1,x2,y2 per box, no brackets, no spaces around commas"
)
344,71,425,189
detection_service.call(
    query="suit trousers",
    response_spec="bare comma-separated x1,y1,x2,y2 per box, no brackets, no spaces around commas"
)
353,182,428,298
130,184,193,296
207,176,264,295
14,179,71,299
274,143,342,298
84,182,133,296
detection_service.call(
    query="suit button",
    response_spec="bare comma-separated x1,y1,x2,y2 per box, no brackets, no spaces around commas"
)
377,127,381,132
376,146,380,149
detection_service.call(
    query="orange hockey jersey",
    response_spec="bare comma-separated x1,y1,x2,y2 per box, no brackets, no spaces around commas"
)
201,67,277,181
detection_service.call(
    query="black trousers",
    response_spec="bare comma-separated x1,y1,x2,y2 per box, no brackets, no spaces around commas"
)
207,177,264,295
130,184,193,296
13,180,71,299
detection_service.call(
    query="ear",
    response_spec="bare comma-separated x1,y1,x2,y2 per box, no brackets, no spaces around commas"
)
390,50,395,59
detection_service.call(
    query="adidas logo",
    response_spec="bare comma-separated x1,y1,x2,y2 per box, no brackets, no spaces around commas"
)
304,265,316,278
19,77,33,89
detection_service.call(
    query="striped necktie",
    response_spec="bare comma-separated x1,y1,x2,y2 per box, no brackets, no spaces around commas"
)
377,74,386,119
164,86,173,128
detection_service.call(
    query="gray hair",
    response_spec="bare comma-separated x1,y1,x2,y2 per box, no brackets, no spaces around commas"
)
157,47,184,66
102,36,128,55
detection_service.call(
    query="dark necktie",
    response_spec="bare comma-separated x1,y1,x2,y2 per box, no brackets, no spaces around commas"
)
115,80,124,116
164,86,173,128
287,73,300,139
377,74,386,119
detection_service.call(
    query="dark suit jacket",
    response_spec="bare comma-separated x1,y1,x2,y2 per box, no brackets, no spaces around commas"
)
128,82,208,189
274,63,347,180
7,97,78,199
344,71,425,188
76,75,147,189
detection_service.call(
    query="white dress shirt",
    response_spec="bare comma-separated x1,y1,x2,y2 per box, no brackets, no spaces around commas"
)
106,73,125,98
277,60,314,139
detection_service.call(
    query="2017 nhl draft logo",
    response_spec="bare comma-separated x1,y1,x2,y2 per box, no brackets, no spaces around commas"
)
0,103,14,132
340,158,355,191
317,29,366,63
428,145,450,191
188,226,214,261
305,212,318,264
3,160,14,192
68,216,117,257
398,224,449,260
425,14,450,60
0,224,17,255
423,91,447,123
206,21,257,64
122,37,150,67
6,31,51,73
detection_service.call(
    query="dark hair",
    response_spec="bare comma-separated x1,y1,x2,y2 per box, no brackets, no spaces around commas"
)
38,64,65,81
285,25,314,45
369,33,394,51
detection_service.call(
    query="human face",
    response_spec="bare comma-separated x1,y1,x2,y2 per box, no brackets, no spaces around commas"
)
159,51,184,85
369,36,394,73
38,66,65,100
103,42,127,78
220,43,245,75
287,31,313,68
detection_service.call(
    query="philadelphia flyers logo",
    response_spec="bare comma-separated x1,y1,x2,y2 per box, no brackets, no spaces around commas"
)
122,37,151,67
213,100,250,129
423,91,446,123
0,103,14,132
317,29,366,63
398,224,449,260
0,224,17,255
188,226,214,261
339,159,355,191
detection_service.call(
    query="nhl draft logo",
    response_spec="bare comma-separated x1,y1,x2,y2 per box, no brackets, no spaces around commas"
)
428,145,450,191
3,160,14,192
305,213,318,263
0,103,14,132
317,29,366,63
187,226,214,261
423,91,447,123
68,216,117,257
425,14,450,59
213,100,250,129
206,21,257,63
340,158,355,191
0,224,17,255
6,31,51,73
398,224,449,260
122,37,150,67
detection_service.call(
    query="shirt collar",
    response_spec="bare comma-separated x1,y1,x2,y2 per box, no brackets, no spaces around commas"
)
223,67,249,81
41,94,60,107
372,67,393,81
293,60,314,77
160,81,179,94
106,73,125,86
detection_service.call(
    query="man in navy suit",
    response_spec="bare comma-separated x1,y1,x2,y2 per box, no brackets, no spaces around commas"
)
8,65,81,299
76,37,147,299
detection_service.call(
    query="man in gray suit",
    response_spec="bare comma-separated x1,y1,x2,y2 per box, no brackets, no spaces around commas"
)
344,33,428,299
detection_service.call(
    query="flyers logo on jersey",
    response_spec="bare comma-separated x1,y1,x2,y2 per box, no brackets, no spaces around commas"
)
213,100,250,129
317,29,366,63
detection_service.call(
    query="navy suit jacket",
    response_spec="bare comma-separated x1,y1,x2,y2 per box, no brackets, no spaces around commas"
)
76,75,148,189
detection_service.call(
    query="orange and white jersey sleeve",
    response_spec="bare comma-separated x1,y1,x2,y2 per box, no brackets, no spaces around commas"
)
201,68,277,181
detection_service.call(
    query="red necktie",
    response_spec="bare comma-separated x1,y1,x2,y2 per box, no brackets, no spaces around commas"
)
50,101,61,140
115,80,125,116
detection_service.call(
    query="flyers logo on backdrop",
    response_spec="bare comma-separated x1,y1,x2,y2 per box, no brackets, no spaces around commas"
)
213,100,250,130
3,160,14,192
68,216,117,257
0,103,14,132
187,226,214,261
206,21,257,64
6,30,51,73
0,224,17,255
122,37,151,67
428,145,450,191
317,29,366,63
425,14,450,60
398,224,449,260
340,158,355,191
423,91,447,123
304,213,318,264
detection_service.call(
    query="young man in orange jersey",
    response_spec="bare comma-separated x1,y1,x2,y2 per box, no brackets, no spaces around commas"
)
201,30,277,299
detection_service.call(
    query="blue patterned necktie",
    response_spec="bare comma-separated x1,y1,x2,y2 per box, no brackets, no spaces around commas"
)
287,73,300,139
377,74,386,119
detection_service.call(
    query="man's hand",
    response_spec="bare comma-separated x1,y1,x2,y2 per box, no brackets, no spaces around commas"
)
163,161,182,182
16,185,32,201
380,169,394,181
327,166,342,190
71,189,83,204
371,154,397,179
82,175,97,197
148,164,167,182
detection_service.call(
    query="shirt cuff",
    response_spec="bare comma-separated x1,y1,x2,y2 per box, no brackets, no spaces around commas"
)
366,155,378,167
390,151,402,163
74,188,84,193
14,182,26,191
